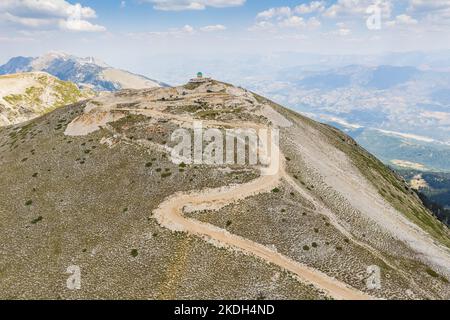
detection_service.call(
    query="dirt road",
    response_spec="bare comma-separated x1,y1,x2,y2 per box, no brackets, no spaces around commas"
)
153,144,373,300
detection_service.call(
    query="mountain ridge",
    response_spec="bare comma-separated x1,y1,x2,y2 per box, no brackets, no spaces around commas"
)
0,78,448,299
0,52,167,92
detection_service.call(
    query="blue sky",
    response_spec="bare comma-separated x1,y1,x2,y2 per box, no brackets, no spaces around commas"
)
38,0,326,33
76,0,267,30
1,0,450,76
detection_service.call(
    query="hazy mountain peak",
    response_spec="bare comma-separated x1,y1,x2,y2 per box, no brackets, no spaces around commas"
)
0,53,165,91
30,51,71,70
36,51,111,68
77,55,110,68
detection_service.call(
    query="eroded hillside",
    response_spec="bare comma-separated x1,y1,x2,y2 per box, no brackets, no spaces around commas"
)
0,79,448,299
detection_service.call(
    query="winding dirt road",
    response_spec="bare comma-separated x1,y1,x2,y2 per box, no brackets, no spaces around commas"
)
68,96,374,299
153,141,373,300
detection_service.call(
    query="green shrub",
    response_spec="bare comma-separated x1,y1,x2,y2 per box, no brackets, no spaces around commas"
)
425,268,439,278
25,200,33,206
256,293,266,300
131,249,138,257
31,216,43,224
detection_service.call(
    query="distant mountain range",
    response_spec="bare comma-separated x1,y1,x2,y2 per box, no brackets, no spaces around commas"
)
0,52,167,91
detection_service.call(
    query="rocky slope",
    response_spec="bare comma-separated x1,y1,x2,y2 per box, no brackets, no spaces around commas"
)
0,79,448,300
0,72,92,127
0,52,166,91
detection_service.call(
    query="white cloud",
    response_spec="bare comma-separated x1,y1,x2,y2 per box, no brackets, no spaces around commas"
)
176,24,195,34
200,24,227,32
324,0,392,19
0,0,105,32
330,21,351,36
294,1,326,14
408,0,450,12
143,0,245,11
386,14,418,27
254,4,322,31
0,0,97,19
248,20,275,31
1,12,54,27
120,1,127,9
278,16,321,29
257,2,325,21
278,16,305,28
408,0,450,25
307,17,322,28
256,7,291,20
59,18,106,32
334,28,351,36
